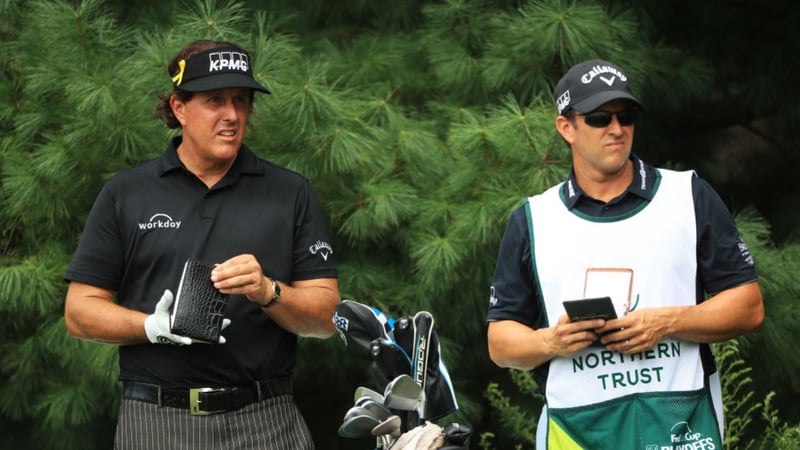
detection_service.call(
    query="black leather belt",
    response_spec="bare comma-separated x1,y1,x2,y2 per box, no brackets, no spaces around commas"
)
122,378,292,415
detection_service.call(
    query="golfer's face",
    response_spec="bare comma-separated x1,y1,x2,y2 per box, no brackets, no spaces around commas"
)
175,87,252,163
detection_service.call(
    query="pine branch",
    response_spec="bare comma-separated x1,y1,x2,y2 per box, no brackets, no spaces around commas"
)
483,381,537,447
172,0,250,42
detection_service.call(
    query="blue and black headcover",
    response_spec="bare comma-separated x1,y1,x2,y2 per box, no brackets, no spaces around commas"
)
333,299,458,421
333,299,394,358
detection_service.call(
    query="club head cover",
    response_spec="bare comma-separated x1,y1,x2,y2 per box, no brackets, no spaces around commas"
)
369,338,412,391
411,311,435,391
370,341,419,433
403,311,458,421
333,299,393,359
392,315,415,358
423,338,459,421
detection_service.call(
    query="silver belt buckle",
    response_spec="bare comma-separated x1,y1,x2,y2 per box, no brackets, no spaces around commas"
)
189,387,225,415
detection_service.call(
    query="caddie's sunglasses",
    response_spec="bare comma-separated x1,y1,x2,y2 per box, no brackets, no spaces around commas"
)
576,109,641,128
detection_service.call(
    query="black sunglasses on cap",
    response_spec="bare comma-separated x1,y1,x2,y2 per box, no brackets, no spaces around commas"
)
575,109,641,128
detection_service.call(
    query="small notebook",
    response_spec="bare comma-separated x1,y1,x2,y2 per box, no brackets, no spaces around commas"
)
170,259,228,344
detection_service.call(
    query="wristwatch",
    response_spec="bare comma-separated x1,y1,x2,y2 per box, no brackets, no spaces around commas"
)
262,277,281,308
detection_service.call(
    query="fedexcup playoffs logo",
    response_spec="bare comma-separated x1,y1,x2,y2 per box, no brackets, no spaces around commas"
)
646,421,716,450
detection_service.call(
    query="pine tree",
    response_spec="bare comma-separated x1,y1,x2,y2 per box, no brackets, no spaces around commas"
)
1,0,798,448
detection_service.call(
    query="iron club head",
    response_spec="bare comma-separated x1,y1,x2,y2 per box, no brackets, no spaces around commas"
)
371,414,402,437
361,398,393,422
354,385,385,404
338,413,381,439
383,374,422,411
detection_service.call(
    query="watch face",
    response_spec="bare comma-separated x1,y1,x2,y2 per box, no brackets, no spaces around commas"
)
272,278,281,300
262,277,281,308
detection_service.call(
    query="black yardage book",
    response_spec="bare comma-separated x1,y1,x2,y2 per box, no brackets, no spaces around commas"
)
170,259,228,343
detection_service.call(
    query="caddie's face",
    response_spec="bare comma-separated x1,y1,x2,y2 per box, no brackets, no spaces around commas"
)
171,87,252,165
556,99,636,179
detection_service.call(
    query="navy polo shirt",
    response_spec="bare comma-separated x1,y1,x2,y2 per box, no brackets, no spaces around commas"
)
65,137,337,387
487,154,758,330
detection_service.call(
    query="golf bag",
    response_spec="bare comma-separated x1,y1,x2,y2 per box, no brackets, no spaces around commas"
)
333,299,470,449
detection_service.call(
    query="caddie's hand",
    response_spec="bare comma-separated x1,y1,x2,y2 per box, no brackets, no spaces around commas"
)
144,289,192,346
545,314,605,357
600,308,668,354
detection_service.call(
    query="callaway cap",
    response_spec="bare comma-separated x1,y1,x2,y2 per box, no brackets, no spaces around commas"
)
554,59,640,115
171,46,270,94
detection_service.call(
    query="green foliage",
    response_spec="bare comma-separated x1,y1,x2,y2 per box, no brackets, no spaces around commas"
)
1,0,798,448
731,209,800,424
481,370,543,449
718,340,800,450
717,340,761,449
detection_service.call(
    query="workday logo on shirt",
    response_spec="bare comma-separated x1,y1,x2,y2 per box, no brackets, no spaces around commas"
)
138,213,182,231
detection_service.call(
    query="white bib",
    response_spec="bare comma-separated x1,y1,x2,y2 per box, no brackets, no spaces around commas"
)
527,168,700,407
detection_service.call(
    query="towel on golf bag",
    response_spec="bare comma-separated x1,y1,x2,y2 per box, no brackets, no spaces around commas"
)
332,300,458,421
389,422,445,450
389,422,473,449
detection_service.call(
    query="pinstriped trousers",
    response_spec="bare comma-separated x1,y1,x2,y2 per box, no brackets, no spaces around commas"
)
114,394,314,450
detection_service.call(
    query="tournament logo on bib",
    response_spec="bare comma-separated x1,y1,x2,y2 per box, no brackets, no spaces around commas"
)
646,421,717,450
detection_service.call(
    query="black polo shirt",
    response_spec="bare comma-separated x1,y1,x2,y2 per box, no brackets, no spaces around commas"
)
65,137,337,387
487,154,758,329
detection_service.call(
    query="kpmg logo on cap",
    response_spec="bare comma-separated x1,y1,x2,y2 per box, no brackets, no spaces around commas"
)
581,64,627,86
208,51,249,73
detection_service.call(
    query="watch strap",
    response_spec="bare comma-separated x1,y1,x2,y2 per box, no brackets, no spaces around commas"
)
262,277,281,308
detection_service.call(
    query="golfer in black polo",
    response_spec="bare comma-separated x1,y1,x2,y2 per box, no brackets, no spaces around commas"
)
64,39,339,449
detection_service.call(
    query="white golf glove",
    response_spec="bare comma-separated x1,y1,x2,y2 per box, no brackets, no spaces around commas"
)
144,289,232,345
144,290,192,345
